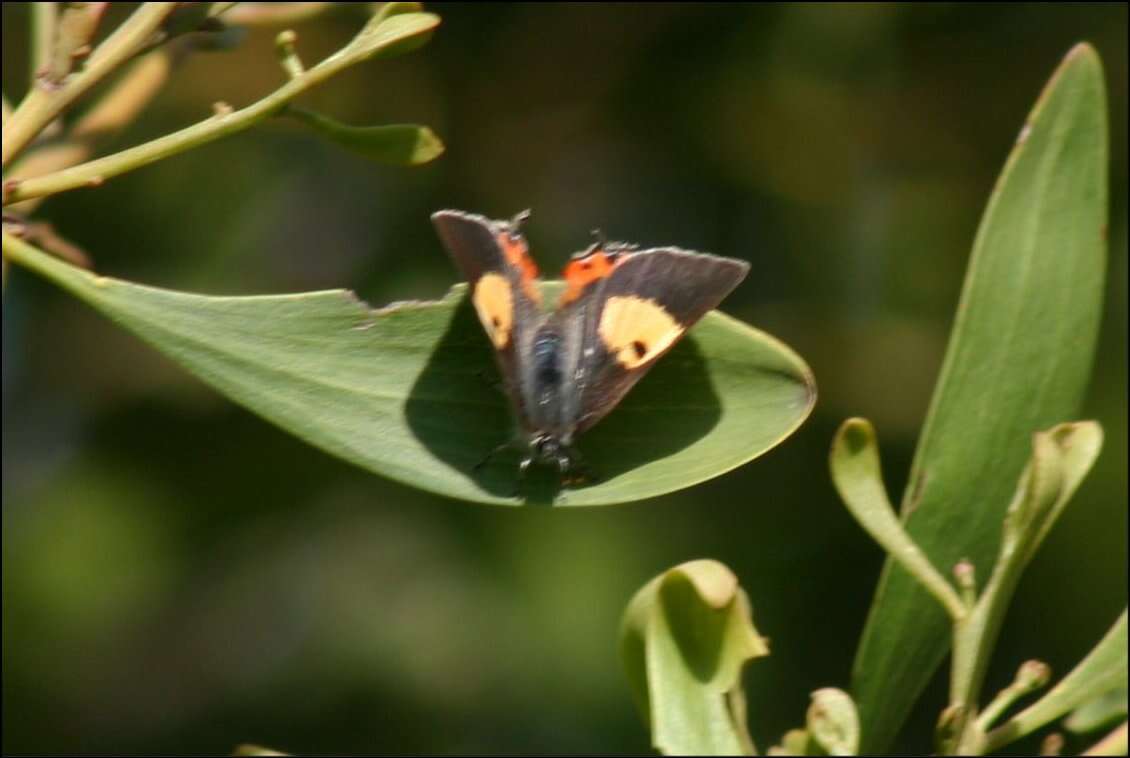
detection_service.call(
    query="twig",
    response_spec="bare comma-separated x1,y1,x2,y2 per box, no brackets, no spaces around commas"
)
2,3,177,166
3,11,440,205
6,48,177,214
30,3,59,87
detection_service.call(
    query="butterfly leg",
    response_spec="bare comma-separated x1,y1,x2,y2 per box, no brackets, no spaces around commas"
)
558,445,600,487
473,440,514,473
508,454,537,499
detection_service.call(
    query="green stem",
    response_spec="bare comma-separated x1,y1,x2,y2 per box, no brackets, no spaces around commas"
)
2,3,176,167
3,11,439,205
7,51,333,204
949,560,1026,754
30,2,59,86
983,611,1128,752
974,661,1051,732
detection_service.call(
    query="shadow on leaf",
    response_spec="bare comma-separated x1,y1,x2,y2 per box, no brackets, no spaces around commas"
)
404,293,724,505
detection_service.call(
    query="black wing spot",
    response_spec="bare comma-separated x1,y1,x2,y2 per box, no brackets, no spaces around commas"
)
631,340,647,359
492,316,501,327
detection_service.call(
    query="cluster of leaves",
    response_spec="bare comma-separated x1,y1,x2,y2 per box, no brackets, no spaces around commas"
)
2,4,1124,756
621,44,1126,756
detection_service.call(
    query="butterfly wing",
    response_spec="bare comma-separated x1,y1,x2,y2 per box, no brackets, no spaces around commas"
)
431,210,545,429
561,246,750,435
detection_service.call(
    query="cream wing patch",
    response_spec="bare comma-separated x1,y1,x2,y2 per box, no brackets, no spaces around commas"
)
472,272,513,348
598,295,685,368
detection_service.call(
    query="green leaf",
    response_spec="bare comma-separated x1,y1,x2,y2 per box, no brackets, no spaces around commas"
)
345,9,439,62
997,422,1103,578
1065,686,1128,734
768,729,815,756
1084,723,1128,756
231,745,289,757
807,688,860,756
2,234,815,507
620,560,769,755
371,2,425,25
985,610,1127,751
851,43,1108,751
829,418,965,621
945,421,1104,733
287,108,444,166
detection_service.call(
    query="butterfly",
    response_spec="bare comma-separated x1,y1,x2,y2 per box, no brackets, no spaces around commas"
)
432,209,749,484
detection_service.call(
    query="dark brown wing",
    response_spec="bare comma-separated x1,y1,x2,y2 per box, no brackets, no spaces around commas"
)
431,210,545,429
572,247,749,434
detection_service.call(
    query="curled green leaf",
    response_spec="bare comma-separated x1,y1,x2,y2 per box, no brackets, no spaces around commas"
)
999,421,1103,575
829,418,965,621
767,728,814,756
621,560,768,755
948,422,1103,751
288,108,444,166
3,234,815,506
807,688,860,756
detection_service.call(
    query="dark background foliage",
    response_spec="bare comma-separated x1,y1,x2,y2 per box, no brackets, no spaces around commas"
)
3,3,1126,754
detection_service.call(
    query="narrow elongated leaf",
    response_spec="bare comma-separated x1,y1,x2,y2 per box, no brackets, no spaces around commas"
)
287,109,443,166
985,610,1127,751
852,44,1108,751
1066,686,1128,734
621,560,768,755
3,234,814,506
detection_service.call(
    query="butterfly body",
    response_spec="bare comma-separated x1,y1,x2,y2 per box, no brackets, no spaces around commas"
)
432,209,749,483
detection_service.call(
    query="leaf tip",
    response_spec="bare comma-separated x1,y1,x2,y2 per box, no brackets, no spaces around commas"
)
833,417,876,457
1064,41,1100,67
667,558,739,609
808,687,861,755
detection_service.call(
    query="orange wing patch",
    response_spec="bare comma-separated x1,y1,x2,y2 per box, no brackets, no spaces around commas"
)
472,272,514,348
598,295,685,368
497,232,541,304
560,251,615,306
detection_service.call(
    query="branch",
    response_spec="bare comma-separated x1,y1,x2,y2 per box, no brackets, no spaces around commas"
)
3,10,440,206
2,3,177,166
6,47,176,215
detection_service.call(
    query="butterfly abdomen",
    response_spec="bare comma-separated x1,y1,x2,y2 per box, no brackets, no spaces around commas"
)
533,330,562,387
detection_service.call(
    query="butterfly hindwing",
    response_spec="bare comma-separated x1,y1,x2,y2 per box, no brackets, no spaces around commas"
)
569,247,750,433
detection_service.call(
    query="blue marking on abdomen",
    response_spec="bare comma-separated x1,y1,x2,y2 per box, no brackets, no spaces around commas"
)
533,332,562,387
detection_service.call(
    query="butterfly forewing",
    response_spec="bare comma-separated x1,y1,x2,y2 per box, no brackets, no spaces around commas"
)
573,248,750,433
431,210,545,429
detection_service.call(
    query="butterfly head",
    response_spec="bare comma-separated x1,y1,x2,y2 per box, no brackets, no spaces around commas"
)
524,432,576,474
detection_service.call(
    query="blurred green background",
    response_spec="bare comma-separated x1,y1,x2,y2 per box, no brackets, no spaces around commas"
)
3,3,1126,754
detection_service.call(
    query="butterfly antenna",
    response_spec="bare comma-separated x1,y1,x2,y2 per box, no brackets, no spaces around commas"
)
509,209,532,234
